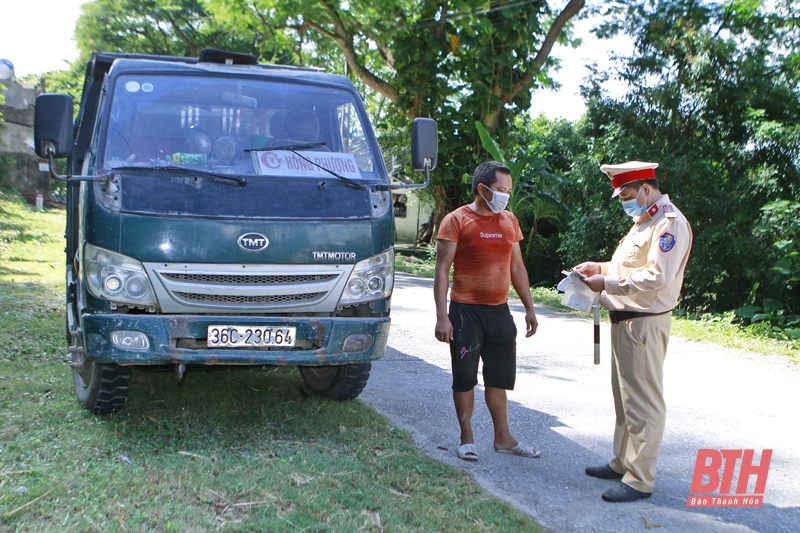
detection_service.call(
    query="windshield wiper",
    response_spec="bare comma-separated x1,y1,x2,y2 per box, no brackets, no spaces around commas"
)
246,143,366,189
110,165,247,186
244,141,327,153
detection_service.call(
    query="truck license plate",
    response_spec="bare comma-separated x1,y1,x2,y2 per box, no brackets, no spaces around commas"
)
207,326,296,348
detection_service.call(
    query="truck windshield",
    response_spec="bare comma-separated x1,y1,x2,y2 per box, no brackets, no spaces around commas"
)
102,74,380,181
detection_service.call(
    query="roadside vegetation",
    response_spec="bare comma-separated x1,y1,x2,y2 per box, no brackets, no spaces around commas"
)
0,188,541,531
395,253,799,362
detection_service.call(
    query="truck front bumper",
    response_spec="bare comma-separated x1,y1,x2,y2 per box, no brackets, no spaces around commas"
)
81,314,390,366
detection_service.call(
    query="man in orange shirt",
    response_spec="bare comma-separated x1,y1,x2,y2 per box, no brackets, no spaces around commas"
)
434,161,540,461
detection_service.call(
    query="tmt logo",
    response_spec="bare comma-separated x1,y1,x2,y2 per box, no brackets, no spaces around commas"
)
687,449,772,507
237,233,269,252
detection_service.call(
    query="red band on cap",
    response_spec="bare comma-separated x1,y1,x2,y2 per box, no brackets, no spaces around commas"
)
610,168,656,189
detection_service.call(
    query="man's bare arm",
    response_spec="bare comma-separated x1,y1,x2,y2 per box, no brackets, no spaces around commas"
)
510,242,538,337
434,239,457,342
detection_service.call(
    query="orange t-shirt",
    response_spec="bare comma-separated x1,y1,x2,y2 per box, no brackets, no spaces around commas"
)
437,205,524,305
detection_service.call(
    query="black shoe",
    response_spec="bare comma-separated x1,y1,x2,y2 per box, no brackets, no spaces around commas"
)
602,483,652,502
585,464,624,480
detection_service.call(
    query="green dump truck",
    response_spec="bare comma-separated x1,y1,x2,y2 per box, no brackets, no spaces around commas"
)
34,49,436,414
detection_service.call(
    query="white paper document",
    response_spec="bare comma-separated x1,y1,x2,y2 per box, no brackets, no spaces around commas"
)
557,271,597,313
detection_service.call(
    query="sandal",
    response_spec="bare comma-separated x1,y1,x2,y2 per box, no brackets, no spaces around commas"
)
457,443,479,461
495,443,540,458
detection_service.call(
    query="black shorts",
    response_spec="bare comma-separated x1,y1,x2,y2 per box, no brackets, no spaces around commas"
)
449,300,517,392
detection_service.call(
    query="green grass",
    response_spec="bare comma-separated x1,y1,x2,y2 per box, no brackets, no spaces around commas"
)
0,189,542,532
396,252,799,362
394,247,437,278
670,312,798,360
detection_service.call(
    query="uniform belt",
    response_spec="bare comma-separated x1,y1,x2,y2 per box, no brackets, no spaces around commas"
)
609,310,672,324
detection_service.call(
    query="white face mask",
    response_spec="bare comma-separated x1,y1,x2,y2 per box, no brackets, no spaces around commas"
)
480,186,510,213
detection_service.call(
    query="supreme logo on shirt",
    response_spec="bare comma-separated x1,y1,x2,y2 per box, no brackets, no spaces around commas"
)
480,232,503,238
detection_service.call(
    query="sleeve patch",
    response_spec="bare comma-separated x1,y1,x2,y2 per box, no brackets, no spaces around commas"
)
659,233,676,252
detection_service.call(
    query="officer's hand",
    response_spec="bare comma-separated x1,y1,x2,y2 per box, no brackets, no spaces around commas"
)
525,309,538,337
435,316,453,343
574,262,601,277
583,274,606,293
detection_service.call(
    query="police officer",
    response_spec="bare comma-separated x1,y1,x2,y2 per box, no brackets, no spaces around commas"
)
575,161,693,502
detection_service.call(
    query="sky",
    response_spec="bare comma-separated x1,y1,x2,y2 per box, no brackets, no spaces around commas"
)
529,15,632,121
0,1,91,79
0,0,630,122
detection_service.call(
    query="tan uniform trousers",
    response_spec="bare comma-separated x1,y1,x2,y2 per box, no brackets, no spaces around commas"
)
608,313,671,493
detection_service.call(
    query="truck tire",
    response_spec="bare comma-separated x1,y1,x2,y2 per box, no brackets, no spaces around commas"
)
299,363,371,400
71,334,131,414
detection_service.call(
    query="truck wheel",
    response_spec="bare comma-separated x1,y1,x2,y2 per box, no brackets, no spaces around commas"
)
299,363,371,400
71,334,131,414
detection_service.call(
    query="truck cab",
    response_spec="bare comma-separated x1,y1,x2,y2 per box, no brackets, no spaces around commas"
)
34,49,436,413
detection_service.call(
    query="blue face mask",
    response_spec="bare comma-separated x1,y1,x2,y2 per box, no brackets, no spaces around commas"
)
621,188,647,218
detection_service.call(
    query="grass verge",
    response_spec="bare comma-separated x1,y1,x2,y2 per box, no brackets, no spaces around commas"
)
396,253,799,362
1,189,542,532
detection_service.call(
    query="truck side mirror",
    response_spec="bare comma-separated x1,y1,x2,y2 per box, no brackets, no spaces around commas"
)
411,118,438,171
388,117,437,190
34,94,74,158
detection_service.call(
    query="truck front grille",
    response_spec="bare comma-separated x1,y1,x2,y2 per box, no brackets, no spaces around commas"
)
163,273,336,285
174,291,326,304
144,263,351,313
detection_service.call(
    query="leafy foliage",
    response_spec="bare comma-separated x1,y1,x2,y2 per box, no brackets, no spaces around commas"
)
74,0,273,59
0,156,13,186
551,0,800,318
735,200,800,339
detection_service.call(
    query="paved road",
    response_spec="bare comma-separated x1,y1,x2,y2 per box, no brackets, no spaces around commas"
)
361,273,800,533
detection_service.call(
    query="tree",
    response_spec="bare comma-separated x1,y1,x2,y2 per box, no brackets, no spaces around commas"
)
557,0,800,313
74,0,294,62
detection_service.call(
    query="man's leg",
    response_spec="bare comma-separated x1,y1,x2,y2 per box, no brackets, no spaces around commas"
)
481,305,520,451
454,388,476,445
613,315,670,493
449,302,481,453
585,323,626,479
485,386,518,450
609,323,630,477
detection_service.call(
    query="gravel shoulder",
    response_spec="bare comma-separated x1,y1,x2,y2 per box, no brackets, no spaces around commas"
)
361,273,800,533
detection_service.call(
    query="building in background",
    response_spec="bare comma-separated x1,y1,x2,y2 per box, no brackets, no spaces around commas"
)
0,59,49,199
391,190,434,244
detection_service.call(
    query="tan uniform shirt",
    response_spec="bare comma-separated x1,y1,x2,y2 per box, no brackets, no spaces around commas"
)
599,195,693,313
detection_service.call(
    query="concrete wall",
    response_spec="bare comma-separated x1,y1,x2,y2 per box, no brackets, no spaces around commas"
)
0,79,49,198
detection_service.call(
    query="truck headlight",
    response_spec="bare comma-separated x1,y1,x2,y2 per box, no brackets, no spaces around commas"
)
85,244,157,307
338,249,394,305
